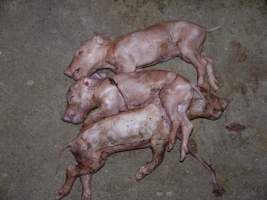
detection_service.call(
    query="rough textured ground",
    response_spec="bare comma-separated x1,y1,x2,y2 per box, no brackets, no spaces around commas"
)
0,0,266,200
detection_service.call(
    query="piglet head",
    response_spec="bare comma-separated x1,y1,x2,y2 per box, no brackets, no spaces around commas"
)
64,34,110,80
63,72,106,124
188,88,228,120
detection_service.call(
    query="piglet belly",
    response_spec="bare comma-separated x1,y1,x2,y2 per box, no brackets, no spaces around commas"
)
106,113,158,145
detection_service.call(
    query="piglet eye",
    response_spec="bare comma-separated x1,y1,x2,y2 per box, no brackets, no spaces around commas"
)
84,80,89,86
74,68,80,74
69,95,74,102
78,50,83,55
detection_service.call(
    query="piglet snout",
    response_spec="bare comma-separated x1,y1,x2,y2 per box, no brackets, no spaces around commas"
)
62,115,71,123
64,68,73,78
62,112,75,123
62,110,84,124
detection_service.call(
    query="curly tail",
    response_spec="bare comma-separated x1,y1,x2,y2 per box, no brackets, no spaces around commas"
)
206,20,224,32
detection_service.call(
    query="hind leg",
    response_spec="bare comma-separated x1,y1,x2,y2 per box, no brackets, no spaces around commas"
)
202,56,219,91
135,141,167,181
160,79,193,152
56,165,96,200
180,115,193,161
159,90,181,152
180,43,207,88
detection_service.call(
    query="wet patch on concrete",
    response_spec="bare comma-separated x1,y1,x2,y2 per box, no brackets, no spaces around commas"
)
225,122,246,134
228,40,249,63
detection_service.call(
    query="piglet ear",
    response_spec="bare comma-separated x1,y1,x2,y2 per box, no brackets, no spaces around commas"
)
89,71,107,80
93,34,105,45
93,32,111,45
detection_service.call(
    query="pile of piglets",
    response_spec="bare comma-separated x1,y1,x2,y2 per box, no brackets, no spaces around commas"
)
57,20,227,200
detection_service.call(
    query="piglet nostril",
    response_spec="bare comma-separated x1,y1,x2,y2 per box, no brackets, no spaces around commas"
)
62,112,75,123
69,113,75,119
62,115,71,122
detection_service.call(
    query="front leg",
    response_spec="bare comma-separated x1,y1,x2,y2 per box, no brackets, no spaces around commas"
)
114,53,137,73
81,104,121,132
56,165,80,200
135,145,166,181
83,108,108,126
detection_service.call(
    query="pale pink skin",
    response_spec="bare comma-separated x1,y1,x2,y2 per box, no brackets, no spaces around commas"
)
63,70,226,161
57,98,225,200
64,20,219,90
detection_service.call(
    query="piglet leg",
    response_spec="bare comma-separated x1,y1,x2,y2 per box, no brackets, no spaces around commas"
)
80,175,92,200
179,45,205,88
135,141,167,181
56,165,80,200
202,56,219,91
57,164,96,200
180,40,218,91
81,106,121,132
167,116,180,151
180,116,193,161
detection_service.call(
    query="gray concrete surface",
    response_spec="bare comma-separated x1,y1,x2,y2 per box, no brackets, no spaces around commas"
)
0,0,266,199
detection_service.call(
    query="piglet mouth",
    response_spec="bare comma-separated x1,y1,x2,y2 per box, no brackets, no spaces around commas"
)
62,113,84,124
72,74,80,81
62,115,74,123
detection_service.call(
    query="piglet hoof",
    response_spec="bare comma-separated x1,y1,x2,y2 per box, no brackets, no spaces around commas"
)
135,167,147,181
167,143,174,152
81,193,91,200
180,152,186,162
135,172,144,181
212,183,225,197
55,189,67,200
199,82,210,92
167,137,176,152
180,145,189,162
210,79,219,92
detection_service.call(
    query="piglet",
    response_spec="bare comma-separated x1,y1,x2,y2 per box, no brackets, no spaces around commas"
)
64,20,221,90
63,70,227,160
57,98,224,200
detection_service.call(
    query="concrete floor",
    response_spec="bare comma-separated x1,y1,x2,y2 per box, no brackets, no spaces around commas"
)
0,0,267,199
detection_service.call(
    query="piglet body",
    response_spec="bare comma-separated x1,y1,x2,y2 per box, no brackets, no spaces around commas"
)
65,20,219,90
63,70,176,124
57,95,226,200
57,99,170,200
